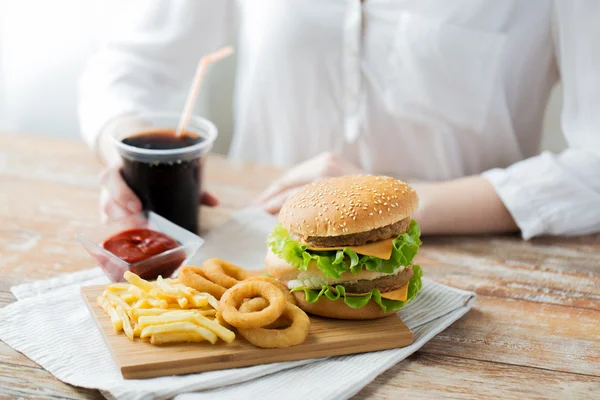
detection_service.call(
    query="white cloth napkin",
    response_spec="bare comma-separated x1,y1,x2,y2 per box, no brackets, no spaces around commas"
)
0,208,476,400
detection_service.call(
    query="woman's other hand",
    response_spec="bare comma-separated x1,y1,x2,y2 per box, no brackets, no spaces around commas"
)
255,152,362,214
99,165,218,222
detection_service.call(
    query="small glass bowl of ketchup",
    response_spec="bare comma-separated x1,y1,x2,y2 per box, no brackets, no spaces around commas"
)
77,211,204,282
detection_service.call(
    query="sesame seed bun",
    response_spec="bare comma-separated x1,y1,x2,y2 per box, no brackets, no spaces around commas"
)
292,291,396,320
279,175,418,239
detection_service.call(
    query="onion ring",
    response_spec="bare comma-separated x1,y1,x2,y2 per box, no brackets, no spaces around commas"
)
245,276,297,305
238,298,310,348
219,281,286,329
241,298,289,329
202,258,250,289
179,265,227,299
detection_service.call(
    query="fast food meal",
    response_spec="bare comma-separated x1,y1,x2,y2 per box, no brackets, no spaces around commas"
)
96,271,234,345
97,258,311,349
265,175,424,320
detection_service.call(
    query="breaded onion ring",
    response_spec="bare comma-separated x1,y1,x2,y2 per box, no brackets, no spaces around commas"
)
245,276,297,305
219,281,286,329
179,265,226,299
240,298,289,329
238,297,310,348
202,258,251,289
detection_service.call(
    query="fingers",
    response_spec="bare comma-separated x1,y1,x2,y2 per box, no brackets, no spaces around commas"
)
99,167,142,222
254,177,312,206
100,189,130,223
200,191,219,207
261,187,301,214
100,167,142,213
255,152,363,208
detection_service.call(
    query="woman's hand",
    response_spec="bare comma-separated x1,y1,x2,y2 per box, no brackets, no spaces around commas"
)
99,165,218,222
255,152,363,214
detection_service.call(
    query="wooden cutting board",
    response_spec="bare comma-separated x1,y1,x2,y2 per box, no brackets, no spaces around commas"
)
82,285,413,379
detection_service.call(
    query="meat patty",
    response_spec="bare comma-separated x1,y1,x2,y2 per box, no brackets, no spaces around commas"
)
301,217,411,247
342,266,414,294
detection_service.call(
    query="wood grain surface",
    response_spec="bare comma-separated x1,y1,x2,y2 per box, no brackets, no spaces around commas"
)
1,134,599,399
82,286,413,379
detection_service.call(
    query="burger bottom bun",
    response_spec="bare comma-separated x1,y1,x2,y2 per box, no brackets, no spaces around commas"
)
292,291,396,320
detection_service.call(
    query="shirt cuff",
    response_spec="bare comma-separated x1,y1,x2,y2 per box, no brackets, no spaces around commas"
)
483,150,600,239
483,167,544,240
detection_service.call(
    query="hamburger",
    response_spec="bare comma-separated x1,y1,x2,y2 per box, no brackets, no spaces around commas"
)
266,175,423,320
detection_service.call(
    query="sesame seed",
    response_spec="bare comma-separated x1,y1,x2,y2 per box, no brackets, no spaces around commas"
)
378,210,382,214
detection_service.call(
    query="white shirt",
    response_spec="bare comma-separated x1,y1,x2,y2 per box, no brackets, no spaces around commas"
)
79,0,600,239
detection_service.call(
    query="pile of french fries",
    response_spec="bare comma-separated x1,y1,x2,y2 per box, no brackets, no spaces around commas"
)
97,271,235,345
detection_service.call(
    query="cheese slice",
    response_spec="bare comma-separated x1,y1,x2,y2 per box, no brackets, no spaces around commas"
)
380,283,409,302
306,238,395,260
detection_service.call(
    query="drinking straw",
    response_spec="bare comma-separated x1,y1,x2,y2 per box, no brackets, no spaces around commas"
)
176,46,234,136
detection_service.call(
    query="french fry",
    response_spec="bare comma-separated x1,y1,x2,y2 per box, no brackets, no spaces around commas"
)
97,296,123,332
119,292,138,303
189,294,209,308
150,331,210,345
129,308,172,319
128,286,146,298
115,305,134,340
196,309,217,317
157,276,186,297
193,314,235,343
132,299,150,309
140,322,218,344
105,291,131,311
133,323,143,338
138,312,197,329
163,310,198,316
172,283,195,295
124,271,154,292
216,310,232,330
197,293,219,310
177,297,189,308
97,271,228,346
149,287,172,301
146,298,169,309
105,283,131,292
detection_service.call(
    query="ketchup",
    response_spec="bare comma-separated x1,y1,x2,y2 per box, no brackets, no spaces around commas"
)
103,229,186,279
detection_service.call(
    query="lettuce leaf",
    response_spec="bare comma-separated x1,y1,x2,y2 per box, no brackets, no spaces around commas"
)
267,220,422,278
291,265,423,313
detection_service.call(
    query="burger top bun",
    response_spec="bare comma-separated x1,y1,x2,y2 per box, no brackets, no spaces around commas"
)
279,175,418,238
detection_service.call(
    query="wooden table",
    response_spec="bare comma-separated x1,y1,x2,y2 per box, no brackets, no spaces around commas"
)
1,134,599,399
